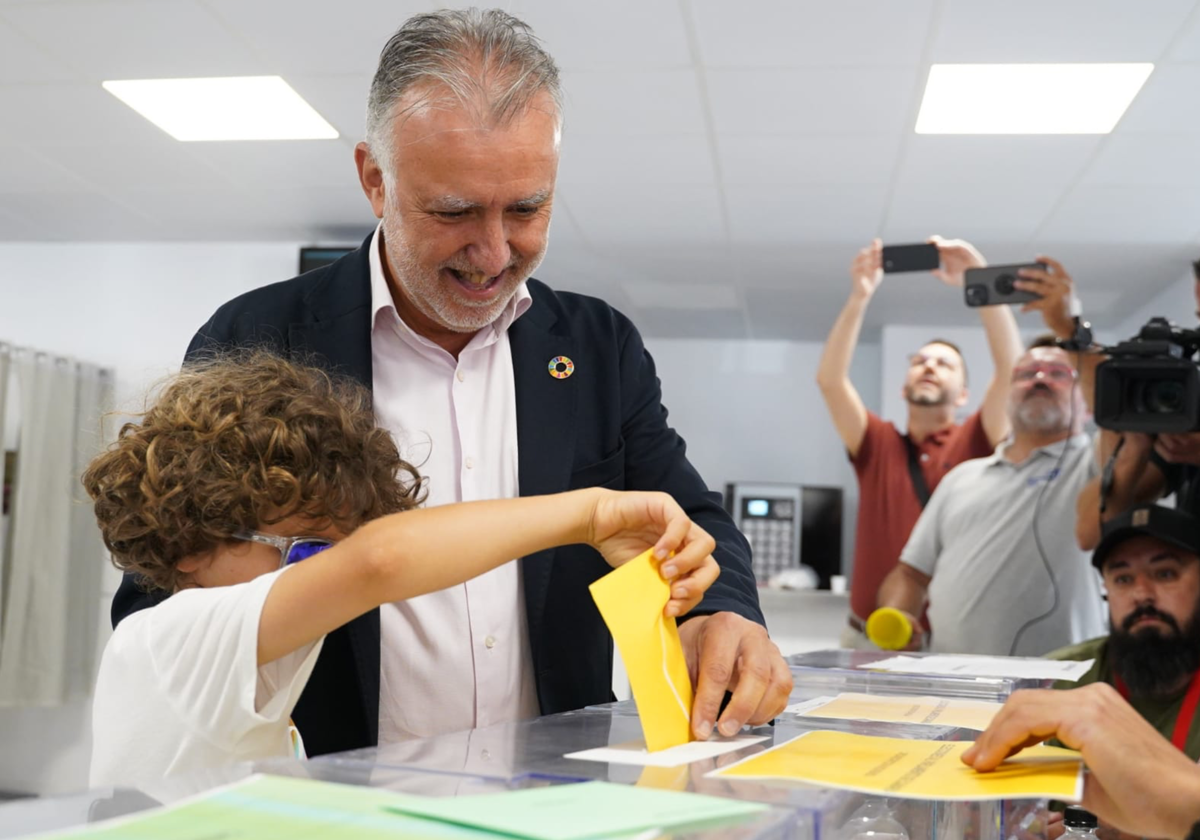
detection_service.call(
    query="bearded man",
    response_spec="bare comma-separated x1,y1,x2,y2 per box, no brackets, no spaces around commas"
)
1052,504,1200,760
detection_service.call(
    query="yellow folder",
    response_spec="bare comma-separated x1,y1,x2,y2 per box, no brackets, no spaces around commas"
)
590,549,693,752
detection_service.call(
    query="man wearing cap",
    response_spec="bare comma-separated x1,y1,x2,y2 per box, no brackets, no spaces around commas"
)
1050,504,1200,761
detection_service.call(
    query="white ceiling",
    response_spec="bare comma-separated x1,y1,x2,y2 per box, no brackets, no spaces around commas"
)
2,0,1200,339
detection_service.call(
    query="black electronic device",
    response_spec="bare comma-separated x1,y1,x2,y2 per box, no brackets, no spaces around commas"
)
881,243,940,274
1094,317,1200,433
964,262,1045,307
299,246,355,275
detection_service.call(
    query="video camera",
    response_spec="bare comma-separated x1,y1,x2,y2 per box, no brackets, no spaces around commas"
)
1093,317,1200,433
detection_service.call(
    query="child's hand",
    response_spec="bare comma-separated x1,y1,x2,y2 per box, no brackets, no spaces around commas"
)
587,489,719,617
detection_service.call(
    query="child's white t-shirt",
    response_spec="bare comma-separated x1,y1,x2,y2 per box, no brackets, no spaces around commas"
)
89,568,324,787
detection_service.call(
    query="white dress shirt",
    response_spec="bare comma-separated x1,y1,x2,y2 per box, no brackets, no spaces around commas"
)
368,224,539,743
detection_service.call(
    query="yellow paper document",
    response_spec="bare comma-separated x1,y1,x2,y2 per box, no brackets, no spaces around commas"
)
792,693,1001,731
710,731,1083,801
589,548,693,752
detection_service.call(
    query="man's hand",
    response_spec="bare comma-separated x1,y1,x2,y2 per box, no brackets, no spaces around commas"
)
930,235,986,287
962,684,1200,839
677,612,793,740
1156,432,1200,467
850,239,884,301
1015,256,1076,338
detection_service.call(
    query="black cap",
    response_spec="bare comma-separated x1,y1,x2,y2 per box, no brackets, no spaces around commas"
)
1092,504,1200,571
1063,806,1097,829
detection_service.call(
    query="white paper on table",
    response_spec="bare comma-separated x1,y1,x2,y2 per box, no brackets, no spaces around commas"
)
564,735,768,767
783,696,838,716
862,654,1095,682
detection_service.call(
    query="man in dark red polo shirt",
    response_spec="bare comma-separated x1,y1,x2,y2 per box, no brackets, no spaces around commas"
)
816,236,1022,647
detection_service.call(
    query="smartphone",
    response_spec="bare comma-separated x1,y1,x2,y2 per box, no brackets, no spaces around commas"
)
881,243,940,274
964,262,1045,307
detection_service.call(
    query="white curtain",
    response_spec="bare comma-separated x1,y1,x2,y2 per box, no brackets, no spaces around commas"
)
0,352,111,707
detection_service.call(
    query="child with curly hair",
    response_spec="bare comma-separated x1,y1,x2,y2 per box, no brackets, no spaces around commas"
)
84,351,717,786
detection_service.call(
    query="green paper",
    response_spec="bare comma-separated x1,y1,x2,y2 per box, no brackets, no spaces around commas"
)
40,774,491,840
383,780,768,840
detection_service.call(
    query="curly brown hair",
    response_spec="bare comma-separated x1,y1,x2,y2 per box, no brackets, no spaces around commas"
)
82,350,422,593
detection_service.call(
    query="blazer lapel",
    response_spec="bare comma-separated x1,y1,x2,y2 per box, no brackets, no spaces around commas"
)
510,285,579,675
288,234,380,742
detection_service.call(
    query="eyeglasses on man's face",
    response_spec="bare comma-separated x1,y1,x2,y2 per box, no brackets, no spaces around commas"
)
1011,363,1076,384
231,531,336,569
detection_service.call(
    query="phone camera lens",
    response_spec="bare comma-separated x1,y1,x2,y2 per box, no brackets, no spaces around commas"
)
995,274,1015,295
965,285,988,306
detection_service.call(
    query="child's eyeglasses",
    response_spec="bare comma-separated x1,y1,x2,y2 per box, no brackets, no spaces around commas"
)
231,531,336,568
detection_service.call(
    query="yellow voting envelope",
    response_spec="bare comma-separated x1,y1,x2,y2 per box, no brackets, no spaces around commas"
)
711,731,1083,801
590,549,693,752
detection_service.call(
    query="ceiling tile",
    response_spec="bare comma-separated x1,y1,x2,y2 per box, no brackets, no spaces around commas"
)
601,243,740,286
744,286,851,341
3,0,266,79
630,307,748,340
1082,133,1200,186
0,83,177,147
562,184,725,245
512,0,691,70
725,184,888,243
706,68,919,135
1167,6,1200,61
0,15,74,82
561,70,706,136
0,143,90,192
898,135,1100,188
558,135,715,191
0,190,159,239
691,0,934,68
186,139,359,189
719,134,900,186
884,180,1063,241
1037,185,1200,242
38,139,234,192
932,0,1196,62
254,184,378,236
731,243,856,290
285,74,372,141
1116,65,1200,132
621,280,738,310
203,0,428,77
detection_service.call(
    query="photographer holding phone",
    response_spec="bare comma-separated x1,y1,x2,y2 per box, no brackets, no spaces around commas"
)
816,236,1022,648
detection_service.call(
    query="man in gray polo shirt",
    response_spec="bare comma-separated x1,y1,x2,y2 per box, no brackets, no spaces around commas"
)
877,343,1107,656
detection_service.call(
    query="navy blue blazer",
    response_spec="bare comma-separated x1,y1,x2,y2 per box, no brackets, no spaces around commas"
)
111,233,762,756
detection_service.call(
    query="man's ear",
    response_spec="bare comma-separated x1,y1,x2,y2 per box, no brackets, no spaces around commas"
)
955,387,970,409
355,142,387,220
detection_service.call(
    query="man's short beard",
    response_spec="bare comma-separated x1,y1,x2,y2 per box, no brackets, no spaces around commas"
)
1012,391,1067,434
1109,599,1200,698
905,384,949,407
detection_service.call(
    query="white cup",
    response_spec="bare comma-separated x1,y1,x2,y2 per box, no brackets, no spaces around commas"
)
829,574,847,594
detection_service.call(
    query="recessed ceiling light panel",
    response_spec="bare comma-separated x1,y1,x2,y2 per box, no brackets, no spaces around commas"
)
102,76,338,141
915,63,1154,135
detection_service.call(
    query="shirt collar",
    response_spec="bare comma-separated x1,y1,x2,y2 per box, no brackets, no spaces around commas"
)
988,432,1092,466
367,221,532,344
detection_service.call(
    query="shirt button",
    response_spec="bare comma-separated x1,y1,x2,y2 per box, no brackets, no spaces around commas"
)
456,369,465,383
484,635,497,649
481,749,491,760
920,453,930,462
465,457,474,470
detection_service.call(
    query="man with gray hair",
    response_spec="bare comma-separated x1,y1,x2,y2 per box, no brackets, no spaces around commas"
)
877,342,1107,656
111,8,791,757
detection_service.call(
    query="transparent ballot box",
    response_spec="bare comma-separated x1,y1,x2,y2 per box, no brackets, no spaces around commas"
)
327,703,1053,840
787,649,1053,704
0,754,799,840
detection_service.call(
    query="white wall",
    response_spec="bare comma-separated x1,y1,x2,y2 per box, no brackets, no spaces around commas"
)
0,241,303,795
645,337,880,580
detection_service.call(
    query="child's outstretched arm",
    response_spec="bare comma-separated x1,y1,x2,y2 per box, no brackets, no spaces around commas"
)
257,488,718,665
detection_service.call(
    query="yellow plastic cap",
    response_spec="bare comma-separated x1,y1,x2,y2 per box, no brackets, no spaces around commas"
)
866,607,913,650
